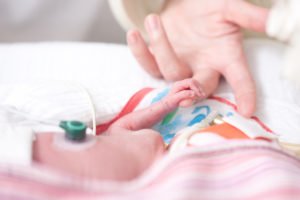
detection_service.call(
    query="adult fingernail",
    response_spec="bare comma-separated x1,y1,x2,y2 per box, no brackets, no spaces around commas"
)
147,15,160,33
127,32,137,44
237,91,256,118
238,100,252,118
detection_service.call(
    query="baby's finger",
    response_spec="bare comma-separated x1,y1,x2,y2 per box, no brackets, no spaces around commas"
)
222,53,256,118
189,80,205,98
164,90,197,108
177,69,220,107
169,78,204,98
127,30,162,78
179,99,195,107
144,14,192,81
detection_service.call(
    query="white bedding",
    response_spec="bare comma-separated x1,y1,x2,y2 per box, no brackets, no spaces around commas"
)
0,42,167,127
0,39,299,144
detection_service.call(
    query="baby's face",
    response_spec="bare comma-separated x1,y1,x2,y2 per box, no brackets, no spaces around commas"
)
33,130,165,181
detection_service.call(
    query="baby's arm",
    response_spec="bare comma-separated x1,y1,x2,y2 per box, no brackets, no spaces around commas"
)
32,79,203,181
109,79,204,133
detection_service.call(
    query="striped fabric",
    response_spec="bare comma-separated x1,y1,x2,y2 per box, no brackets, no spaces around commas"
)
0,140,299,200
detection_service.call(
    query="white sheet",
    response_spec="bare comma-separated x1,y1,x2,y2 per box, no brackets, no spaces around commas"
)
0,39,299,144
0,42,167,125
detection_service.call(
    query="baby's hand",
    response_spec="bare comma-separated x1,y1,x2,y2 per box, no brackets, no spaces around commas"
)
165,78,205,108
109,78,204,131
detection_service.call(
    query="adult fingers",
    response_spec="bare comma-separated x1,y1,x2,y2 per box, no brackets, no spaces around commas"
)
144,14,192,81
192,68,220,98
127,30,162,78
222,52,256,118
225,0,269,32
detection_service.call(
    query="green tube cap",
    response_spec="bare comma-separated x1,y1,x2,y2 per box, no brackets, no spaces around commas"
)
59,121,87,141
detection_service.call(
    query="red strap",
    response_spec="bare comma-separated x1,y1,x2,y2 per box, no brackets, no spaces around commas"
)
96,88,154,135
210,96,238,110
210,95,274,134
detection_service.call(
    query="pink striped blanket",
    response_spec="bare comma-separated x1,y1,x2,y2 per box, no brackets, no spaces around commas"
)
0,140,300,200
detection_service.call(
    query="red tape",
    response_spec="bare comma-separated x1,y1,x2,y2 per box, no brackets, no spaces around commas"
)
96,88,154,135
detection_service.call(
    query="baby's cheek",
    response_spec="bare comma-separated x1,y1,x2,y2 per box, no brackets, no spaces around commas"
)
98,130,166,180
33,133,57,164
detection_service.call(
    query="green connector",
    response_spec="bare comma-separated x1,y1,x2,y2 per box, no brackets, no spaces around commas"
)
59,120,87,141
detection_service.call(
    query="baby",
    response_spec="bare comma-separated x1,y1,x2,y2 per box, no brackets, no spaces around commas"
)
33,78,279,181
33,79,204,181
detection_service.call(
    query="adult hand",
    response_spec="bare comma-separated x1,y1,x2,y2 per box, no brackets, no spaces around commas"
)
127,0,269,117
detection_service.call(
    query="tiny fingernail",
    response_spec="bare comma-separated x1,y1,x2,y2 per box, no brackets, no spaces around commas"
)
198,87,206,98
196,90,202,98
190,91,196,97
191,99,197,105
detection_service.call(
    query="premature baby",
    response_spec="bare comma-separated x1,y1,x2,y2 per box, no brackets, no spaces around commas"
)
33,79,203,180
33,78,277,181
